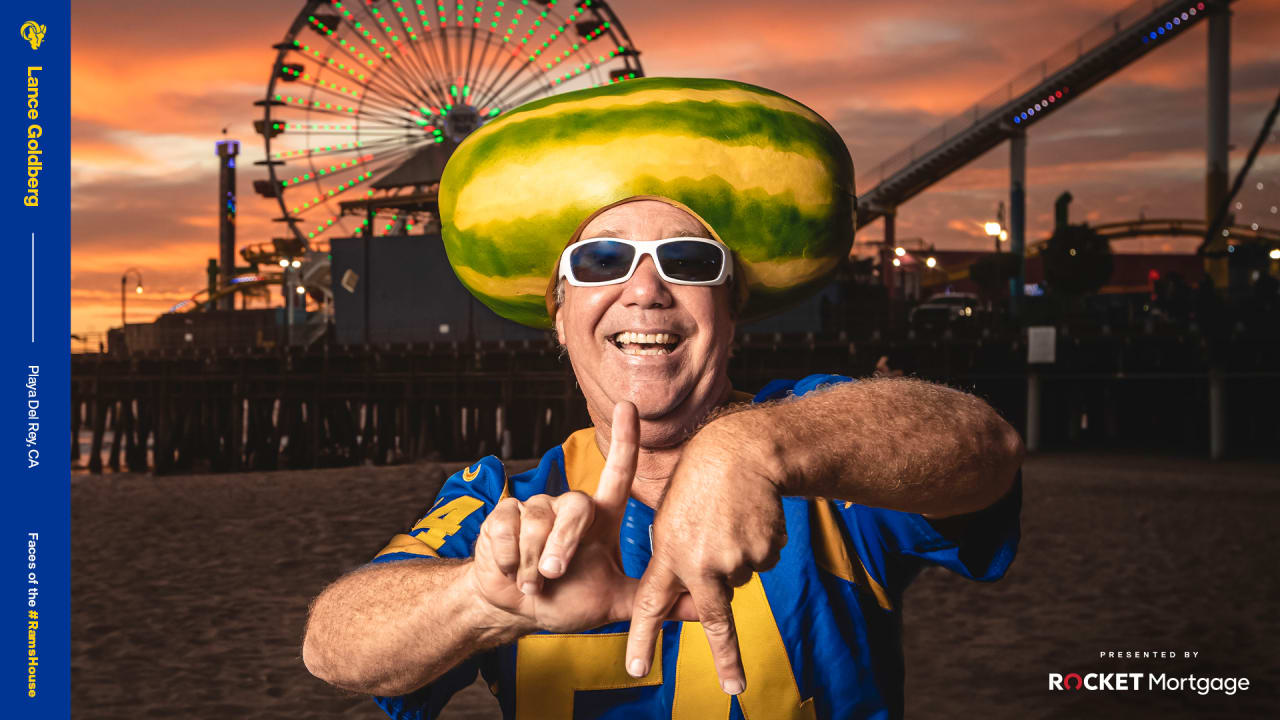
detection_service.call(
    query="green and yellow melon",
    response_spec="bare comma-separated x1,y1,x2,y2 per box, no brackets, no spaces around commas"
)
439,77,855,328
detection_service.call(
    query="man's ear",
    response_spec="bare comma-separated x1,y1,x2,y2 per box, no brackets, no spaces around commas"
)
554,303,566,347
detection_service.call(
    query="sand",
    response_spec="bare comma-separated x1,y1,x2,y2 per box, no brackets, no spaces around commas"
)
72,453,1279,719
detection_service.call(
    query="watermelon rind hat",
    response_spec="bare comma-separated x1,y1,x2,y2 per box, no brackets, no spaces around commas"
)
438,77,855,329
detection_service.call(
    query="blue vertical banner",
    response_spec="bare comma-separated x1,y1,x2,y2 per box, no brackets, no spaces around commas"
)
3,4,69,719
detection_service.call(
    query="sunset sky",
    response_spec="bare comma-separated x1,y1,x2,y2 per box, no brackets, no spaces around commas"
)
69,0,1280,338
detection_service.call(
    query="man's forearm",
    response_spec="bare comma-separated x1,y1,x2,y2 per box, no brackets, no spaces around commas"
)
705,378,1023,517
302,558,530,696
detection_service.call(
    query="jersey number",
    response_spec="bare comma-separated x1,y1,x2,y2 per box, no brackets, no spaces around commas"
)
412,496,485,550
515,575,815,719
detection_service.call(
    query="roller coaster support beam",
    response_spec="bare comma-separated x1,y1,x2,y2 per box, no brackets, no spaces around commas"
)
1009,128,1027,318
1205,5,1231,289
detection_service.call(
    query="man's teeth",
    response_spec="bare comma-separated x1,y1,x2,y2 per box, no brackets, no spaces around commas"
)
612,331,681,355
614,331,678,345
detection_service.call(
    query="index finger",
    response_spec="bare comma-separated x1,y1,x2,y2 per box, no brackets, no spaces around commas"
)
594,401,639,521
624,561,681,679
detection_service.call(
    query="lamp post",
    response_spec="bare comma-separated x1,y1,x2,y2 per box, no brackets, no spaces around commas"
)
121,268,143,327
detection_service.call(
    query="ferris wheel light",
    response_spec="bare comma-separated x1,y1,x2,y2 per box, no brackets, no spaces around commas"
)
925,256,937,268
894,246,906,257
267,0,643,246
1270,249,1280,260
291,259,302,269
278,258,289,267
295,285,306,295
892,258,901,267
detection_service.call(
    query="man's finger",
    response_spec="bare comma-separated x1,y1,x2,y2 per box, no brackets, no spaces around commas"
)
609,578,699,623
482,497,521,577
516,497,555,594
539,491,594,578
624,563,681,679
594,401,639,523
688,578,745,695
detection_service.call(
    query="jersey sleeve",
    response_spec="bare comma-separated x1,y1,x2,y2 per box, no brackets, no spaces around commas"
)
366,456,507,720
840,474,1022,584
758,373,1021,591
371,455,507,564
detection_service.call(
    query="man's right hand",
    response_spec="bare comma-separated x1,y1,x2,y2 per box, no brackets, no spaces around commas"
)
468,402,685,634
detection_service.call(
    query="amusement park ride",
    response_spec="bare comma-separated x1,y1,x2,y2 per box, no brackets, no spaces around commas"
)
166,0,644,344
157,0,1275,348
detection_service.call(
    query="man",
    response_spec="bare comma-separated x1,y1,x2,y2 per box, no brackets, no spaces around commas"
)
303,78,1023,719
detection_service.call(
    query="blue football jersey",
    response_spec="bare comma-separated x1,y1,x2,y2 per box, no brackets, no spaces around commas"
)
369,374,1021,720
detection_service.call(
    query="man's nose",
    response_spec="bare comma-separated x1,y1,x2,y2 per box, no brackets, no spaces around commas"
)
622,256,673,309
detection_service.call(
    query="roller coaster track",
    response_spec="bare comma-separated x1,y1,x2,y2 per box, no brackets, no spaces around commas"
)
855,0,1237,229
168,274,281,313
923,217,1277,286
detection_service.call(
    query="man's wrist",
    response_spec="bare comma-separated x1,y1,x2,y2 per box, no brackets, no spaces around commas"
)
462,561,538,643
698,408,794,494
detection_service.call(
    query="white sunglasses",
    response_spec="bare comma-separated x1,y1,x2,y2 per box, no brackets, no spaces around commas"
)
557,237,733,287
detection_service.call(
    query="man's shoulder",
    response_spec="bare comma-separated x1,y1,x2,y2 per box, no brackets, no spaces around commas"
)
437,455,508,503
753,373,855,403
445,435,580,504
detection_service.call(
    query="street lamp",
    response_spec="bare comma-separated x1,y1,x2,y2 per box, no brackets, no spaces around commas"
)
986,201,1007,253
121,268,143,327
985,221,1004,253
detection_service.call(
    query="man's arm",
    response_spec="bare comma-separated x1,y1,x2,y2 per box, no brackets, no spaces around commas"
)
304,402,691,699
302,558,527,697
736,376,1023,516
625,376,1024,694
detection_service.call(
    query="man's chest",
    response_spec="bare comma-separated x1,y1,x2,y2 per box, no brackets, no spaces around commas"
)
504,574,818,720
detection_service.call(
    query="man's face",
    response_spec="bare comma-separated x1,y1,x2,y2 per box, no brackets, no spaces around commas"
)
555,200,735,447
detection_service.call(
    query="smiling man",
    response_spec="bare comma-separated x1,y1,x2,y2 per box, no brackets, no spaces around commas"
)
302,78,1024,720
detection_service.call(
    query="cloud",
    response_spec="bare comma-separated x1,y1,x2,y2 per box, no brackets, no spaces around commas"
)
68,0,1280,334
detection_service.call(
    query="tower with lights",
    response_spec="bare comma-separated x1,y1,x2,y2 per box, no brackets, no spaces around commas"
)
216,139,240,310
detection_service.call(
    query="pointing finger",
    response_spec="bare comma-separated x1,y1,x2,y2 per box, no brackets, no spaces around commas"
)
624,561,681,679
594,401,639,523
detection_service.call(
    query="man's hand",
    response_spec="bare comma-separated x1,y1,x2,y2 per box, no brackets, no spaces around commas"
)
623,420,788,695
468,402,693,634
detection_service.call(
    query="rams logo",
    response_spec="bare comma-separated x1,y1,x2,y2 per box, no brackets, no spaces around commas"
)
20,21,45,50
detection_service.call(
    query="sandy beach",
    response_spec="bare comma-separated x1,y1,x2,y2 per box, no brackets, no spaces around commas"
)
71,452,1279,719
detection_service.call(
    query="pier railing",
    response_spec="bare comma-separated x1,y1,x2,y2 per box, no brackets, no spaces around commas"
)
71,329,1279,474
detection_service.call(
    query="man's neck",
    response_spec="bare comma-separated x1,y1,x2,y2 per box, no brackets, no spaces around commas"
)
630,446,683,508
591,381,735,508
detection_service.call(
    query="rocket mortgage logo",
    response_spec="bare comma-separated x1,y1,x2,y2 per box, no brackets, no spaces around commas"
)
1049,650,1251,696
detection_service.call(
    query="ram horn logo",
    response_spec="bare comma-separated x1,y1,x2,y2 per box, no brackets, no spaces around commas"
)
20,21,46,50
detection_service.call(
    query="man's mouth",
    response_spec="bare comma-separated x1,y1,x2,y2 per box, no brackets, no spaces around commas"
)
610,331,683,356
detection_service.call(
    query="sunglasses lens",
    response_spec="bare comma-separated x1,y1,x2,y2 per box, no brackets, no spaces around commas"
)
570,240,636,283
656,240,724,282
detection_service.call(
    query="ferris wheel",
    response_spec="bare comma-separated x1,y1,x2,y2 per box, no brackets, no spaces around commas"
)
255,0,645,248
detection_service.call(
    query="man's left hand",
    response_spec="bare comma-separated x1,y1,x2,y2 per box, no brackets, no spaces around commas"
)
622,417,788,696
